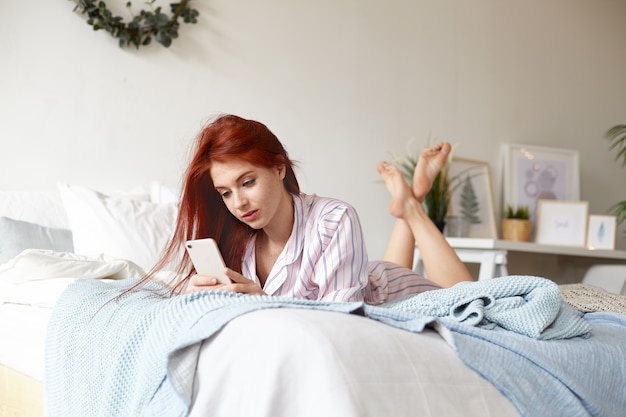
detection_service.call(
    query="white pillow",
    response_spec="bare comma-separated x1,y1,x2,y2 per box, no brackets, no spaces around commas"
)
58,183,178,271
0,191,69,229
150,181,180,204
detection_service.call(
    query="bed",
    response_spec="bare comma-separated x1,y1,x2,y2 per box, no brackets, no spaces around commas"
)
1,184,626,417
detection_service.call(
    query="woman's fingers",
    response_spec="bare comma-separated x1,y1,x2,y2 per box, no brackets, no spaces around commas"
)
225,269,266,295
224,268,250,284
183,270,266,296
191,274,220,286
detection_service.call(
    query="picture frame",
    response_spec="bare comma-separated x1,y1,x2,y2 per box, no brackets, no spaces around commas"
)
446,157,498,239
535,200,588,246
502,144,580,221
586,215,617,250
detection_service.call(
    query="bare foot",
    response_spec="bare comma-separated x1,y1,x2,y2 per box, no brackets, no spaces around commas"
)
412,142,451,201
377,161,416,219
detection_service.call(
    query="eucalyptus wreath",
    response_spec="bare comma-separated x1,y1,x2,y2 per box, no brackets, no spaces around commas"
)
70,0,199,48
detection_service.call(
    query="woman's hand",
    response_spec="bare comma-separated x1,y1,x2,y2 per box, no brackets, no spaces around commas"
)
182,268,266,296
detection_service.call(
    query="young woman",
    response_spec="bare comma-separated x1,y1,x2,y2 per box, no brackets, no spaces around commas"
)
147,114,472,303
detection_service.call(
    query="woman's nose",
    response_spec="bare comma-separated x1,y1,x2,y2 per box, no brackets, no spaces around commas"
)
233,192,248,208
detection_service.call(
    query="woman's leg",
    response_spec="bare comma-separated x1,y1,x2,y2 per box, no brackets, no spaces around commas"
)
377,158,472,288
382,219,415,269
381,142,451,270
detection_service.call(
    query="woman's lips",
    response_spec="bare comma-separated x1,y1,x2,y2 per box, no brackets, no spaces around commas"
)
241,209,259,222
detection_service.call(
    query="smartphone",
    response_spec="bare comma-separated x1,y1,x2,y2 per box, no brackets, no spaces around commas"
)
185,238,231,285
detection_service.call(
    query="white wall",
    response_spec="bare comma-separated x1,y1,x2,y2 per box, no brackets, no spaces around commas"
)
2,0,626,261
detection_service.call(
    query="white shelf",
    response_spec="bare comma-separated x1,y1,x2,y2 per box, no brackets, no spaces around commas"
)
414,238,626,281
445,238,626,260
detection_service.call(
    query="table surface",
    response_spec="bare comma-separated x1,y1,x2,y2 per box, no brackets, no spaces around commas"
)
445,238,626,260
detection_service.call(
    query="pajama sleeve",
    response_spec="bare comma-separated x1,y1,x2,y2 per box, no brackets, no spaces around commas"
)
306,201,369,302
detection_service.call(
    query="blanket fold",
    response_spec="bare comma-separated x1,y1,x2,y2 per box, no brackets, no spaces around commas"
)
45,275,625,417
382,275,590,339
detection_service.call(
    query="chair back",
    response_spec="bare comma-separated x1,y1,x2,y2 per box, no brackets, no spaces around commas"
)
581,264,626,295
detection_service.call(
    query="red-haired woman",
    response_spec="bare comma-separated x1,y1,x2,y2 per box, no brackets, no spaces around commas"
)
148,114,472,304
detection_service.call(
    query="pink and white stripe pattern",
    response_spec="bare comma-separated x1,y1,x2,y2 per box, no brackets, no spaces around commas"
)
242,193,439,304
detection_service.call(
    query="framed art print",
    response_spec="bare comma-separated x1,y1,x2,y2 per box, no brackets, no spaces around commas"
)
535,200,588,247
502,144,580,222
586,215,617,250
446,157,498,239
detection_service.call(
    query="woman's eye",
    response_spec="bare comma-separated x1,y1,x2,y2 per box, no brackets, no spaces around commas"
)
242,179,256,188
221,190,231,198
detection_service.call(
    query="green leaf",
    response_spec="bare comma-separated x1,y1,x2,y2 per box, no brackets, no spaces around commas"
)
505,205,530,219
70,0,199,49
608,200,626,225
605,124,626,167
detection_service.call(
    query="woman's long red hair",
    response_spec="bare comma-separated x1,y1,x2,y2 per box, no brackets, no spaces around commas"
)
144,114,299,292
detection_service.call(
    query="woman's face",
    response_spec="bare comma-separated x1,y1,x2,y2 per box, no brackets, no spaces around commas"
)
210,158,288,230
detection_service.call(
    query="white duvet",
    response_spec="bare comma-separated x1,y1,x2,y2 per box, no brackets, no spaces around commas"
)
189,308,518,417
0,249,145,286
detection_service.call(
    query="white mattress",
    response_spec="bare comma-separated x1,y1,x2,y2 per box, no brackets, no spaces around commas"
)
0,278,76,380
0,303,51,380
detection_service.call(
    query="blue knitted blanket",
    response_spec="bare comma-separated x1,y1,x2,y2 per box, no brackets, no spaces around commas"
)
45,275,626,417
379,275,592,339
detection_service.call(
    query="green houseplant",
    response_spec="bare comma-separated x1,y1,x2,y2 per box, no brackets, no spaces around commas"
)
605,124,626,226
505,205,530,220
423,165,451,231
502,205,532,242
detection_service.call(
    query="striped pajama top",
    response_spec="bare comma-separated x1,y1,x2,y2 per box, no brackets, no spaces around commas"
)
241,193,440,304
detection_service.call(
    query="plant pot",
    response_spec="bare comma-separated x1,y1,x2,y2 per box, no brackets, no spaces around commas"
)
502,219,532,242
444,215,470,237
433,220,446,233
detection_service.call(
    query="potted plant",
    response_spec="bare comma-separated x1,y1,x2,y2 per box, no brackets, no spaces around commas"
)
604,124,626,226
502,205,532,242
